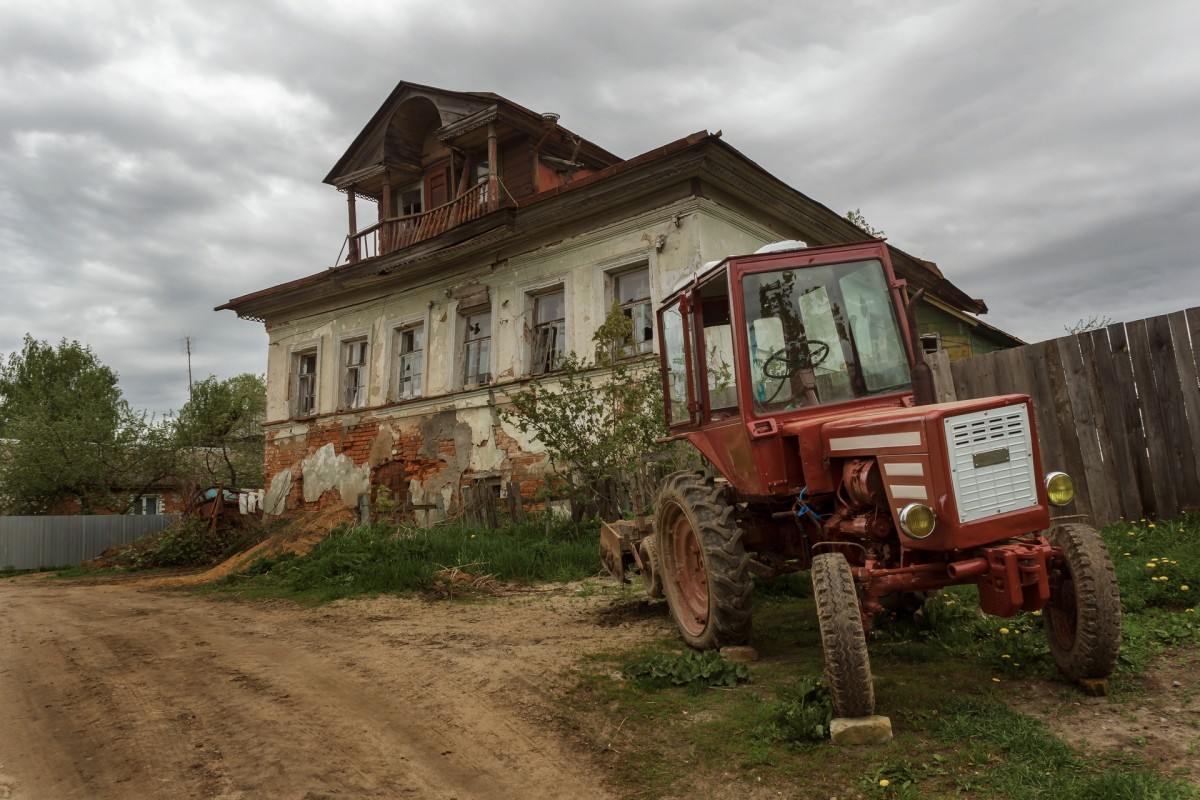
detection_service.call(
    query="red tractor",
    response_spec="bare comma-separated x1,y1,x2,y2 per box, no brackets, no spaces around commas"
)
600,240,1121,717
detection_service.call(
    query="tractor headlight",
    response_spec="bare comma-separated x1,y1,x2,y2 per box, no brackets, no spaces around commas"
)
1044,472,1075,506
899,503,937,539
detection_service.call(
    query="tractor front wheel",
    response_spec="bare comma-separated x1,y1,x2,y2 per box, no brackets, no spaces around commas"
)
812,552,875,718
655,472,752,650
1044,523,1122,680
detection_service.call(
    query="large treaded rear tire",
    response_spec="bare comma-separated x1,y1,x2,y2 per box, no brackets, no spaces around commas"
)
1044,523,1122,680
655,471,752,650
812,552,875,718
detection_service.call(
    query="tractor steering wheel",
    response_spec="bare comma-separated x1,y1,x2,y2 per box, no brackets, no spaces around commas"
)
761,339,831,379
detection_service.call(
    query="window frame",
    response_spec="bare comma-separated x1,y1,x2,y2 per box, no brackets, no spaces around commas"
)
339,336,370,410
393,323,425,401
528,286,566,376
610,264,654,359
460,306,493,388
292,345,320,418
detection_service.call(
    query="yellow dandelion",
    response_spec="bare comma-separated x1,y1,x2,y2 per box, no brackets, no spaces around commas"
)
1146,563,1157,567
992,677,1001,682
1159,576,1170,582
1181,585,1190,592
1002,654,1011,659
1014,663,1021,667
999,627,1010,634
1032,609,1042,616
1124,552,1131,556
879,779,890,788
1149,523,1156,529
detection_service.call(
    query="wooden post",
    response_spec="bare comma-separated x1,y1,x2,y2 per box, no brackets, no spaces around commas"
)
507,481,525,523
486,122,499,212
346,185,359,264
381,171,393,253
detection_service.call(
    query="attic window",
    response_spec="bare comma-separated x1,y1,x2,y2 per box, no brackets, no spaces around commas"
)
393,182,423,217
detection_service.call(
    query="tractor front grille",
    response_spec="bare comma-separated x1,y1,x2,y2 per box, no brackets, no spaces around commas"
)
944,405,1038,523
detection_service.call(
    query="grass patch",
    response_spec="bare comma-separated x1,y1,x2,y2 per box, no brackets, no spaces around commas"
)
214,516,602,601
562,513,1200,799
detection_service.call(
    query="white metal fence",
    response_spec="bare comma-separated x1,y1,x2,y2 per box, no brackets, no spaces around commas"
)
0,515,175,570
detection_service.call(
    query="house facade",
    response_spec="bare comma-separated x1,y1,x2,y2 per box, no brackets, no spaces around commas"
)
218,81,1016,519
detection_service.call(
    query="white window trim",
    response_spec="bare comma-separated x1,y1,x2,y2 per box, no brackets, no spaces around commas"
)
337,330,373,411
517,274,570,377
391,319,426,401
603,261,655,359
289,340,322,419
458,301,495,390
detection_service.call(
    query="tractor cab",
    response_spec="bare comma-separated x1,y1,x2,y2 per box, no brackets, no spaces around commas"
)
658,240,918,500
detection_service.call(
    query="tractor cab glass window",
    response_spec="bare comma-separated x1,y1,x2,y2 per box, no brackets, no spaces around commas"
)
697,276,738,414
660,300,691,425
742,259,910,414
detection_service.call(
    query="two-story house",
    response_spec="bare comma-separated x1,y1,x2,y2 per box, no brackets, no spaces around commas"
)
218,81,1018,518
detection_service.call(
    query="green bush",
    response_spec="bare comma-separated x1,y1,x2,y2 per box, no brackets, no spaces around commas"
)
128,517,257,569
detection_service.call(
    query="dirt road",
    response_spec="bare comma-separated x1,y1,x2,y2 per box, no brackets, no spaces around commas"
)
0,576,664,800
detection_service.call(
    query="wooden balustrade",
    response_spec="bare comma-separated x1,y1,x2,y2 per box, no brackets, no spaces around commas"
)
347,183,495,263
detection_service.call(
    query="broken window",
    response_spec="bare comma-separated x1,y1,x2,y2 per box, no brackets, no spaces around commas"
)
530,289,565,375
396,325,424,400
342,338,368,409
294,349,318,417
615,267,653,358
462,310,492,387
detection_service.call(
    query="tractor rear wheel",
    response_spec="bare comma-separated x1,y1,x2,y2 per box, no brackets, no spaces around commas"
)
655,471,752,650
1044,523,1122,680
812,552,875,718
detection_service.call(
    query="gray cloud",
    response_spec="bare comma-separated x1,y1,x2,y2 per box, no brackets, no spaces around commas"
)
2,0,1197,415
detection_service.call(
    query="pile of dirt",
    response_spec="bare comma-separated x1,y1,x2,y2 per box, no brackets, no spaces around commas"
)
134,505,356,588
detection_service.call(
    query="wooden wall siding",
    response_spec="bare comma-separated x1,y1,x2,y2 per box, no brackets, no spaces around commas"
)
501,140,534,199
948,307,1200,526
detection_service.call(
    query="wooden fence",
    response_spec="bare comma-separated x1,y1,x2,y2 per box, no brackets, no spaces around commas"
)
946,307,1200,526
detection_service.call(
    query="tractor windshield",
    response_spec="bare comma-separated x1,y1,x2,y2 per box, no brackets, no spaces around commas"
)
743,259,909,413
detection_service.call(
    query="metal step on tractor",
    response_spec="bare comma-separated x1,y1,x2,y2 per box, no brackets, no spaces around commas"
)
599,239,1122,718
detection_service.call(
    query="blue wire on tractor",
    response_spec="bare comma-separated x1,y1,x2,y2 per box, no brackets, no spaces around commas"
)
795,486,823,527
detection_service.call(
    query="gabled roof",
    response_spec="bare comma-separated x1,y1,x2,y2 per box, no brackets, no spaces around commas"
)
323,81,620,189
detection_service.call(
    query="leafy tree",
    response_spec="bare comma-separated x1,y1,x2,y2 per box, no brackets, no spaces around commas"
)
501,304,668,518
174,373,266,489
845,208,885,238
0,335,178,514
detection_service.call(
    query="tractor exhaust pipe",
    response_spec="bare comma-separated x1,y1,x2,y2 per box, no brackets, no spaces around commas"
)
904,288,937,406
946,557,990,580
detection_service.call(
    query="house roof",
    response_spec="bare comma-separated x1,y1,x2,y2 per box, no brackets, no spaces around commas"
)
220,127,991,323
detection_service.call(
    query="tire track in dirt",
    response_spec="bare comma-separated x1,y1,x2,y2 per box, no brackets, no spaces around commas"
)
0,579,669,800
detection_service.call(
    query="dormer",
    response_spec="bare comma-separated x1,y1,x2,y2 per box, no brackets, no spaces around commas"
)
324,82,621,264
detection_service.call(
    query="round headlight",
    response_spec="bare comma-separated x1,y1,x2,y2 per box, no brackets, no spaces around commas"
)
899,503,937,539
1045,472,1075,506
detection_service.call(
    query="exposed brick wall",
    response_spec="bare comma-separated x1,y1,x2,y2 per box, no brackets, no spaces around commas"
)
263,411,553,519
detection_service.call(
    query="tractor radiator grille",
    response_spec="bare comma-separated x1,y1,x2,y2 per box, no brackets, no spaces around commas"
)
944,405,1038,523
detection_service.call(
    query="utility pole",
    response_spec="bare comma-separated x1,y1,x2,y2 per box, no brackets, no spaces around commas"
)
185,336,194,403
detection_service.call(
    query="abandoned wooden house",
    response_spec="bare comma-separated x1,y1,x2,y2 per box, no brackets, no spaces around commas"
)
217,81,1018,518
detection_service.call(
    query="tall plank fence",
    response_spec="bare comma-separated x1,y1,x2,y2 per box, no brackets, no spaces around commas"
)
946,307,1200,526
0,515,174,570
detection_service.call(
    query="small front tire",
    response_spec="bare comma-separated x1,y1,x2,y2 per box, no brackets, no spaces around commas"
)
812,552,875,718
1044,523,1122,680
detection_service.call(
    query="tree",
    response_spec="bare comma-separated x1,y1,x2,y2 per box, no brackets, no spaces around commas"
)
174,373,266,489
845,208,885,238
501,304,668,518
0,335,178,514
1064,315,1114,335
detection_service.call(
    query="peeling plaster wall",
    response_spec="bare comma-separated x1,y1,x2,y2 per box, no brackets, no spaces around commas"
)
259,197,795,518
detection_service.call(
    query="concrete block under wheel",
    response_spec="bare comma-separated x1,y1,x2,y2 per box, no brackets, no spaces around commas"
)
830,715,893,745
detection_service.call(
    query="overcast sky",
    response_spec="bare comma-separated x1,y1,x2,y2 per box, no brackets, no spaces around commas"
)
2,0,1197,415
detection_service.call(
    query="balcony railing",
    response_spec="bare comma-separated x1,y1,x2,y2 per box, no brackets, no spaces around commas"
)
347,182,497,264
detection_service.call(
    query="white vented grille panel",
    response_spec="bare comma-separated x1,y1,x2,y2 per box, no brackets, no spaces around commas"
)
944,405,1038,523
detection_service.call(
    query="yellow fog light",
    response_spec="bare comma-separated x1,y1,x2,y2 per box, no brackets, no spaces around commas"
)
899,503,937,539
1045,472,1075,506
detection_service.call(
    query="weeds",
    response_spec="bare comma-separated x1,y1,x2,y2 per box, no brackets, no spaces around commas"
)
621,650,750,691
217,516,602,600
